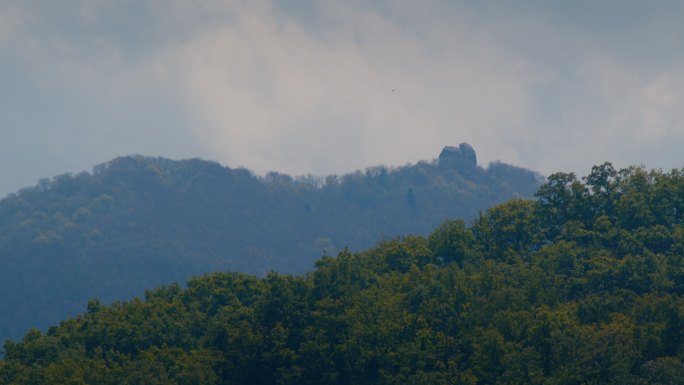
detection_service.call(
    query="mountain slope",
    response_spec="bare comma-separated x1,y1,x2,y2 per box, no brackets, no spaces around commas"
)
1,162,683,384
0,144,541,343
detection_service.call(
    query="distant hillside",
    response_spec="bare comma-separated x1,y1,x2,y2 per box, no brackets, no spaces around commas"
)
2,163,683,384
0,144,541,343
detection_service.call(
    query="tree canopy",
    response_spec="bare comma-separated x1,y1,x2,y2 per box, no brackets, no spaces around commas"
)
0,147,541,344
2,162,683,384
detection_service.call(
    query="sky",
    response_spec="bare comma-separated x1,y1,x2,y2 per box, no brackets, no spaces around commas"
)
2,0,684,197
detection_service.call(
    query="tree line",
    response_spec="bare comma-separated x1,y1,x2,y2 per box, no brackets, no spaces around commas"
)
1,162,683,384
0,147,540,344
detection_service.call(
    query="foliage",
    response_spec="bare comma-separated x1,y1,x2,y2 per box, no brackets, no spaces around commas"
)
1,163,683,384
0,149,540,344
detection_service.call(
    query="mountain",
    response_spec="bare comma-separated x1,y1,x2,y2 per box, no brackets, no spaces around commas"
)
0,144,541,344
1,162,683,384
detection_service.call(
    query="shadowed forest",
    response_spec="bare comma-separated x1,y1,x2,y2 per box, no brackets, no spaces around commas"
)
0,145,540,344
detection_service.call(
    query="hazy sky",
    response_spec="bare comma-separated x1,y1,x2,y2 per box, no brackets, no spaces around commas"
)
2,0,684,197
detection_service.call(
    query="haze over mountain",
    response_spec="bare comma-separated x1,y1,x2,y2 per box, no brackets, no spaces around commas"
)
3,2,683,382
0,144,541,344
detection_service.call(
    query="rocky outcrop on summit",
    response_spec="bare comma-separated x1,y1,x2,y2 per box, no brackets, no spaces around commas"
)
436,143,542,197
438,143,477,170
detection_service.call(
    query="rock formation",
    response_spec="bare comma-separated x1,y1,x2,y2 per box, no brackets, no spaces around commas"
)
438,143,477,172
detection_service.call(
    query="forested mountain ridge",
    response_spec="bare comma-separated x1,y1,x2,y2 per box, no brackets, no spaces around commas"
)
0,144,541,344
2,162,683,384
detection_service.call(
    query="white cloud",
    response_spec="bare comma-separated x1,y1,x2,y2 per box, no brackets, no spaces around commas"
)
520,51,684,174
3,0,684,197
0,4,24,46
167,1,534,174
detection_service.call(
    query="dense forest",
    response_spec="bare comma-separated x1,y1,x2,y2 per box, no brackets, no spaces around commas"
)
0,144,541,345
2,162,683,384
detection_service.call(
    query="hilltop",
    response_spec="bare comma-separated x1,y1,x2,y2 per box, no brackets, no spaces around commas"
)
0,144,541,343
